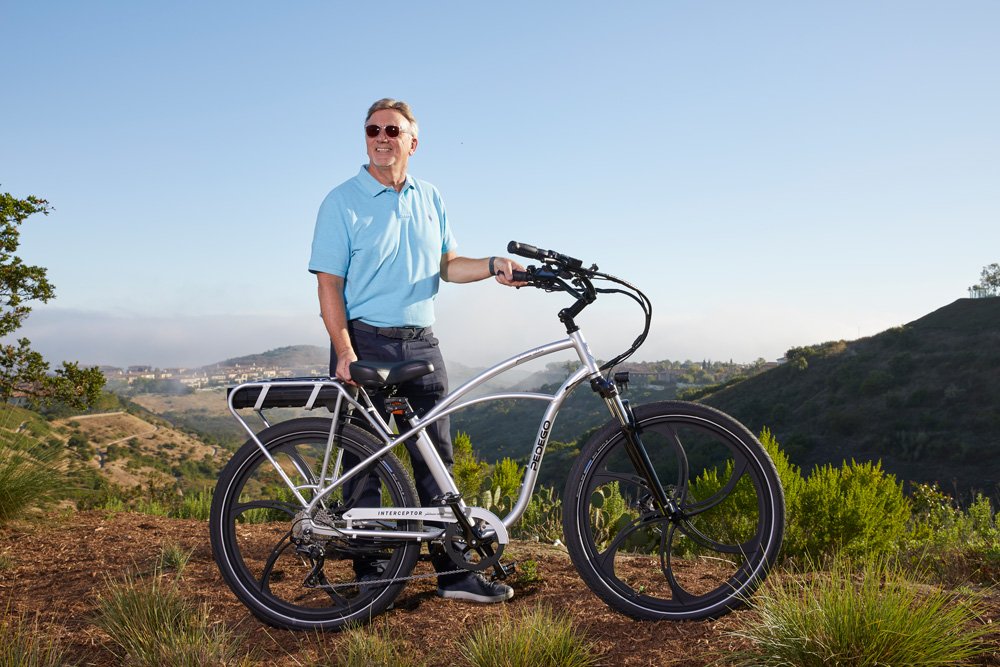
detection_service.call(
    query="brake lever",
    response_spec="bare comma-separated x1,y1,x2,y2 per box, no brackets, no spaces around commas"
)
513,265,577,295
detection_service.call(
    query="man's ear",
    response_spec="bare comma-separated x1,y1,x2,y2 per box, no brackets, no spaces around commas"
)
409,136,418,156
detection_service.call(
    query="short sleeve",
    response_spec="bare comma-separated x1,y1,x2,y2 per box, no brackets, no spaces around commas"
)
308,190,351,276
433,186,458,254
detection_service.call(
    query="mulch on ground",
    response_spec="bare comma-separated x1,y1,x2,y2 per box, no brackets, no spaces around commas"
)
1,511,997,666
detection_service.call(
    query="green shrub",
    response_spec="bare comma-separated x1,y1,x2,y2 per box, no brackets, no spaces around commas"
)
459,604,599,667
784,459,909,561
729,557,991,666
158,541,193,575
95,571,254,666
759,428,802,512
0,443,60,524
66,433,92,457
0,607,73,667
487,457,523,504
453,431,488,500
904,483,1000,584
513,485,562,543
687,462,766,556
514,558,541,584
677,428,797,561
907,482,969,548
83,483,216,521
477,457,526,518
175,489,212,520
337,622,425,667
588,480,636,551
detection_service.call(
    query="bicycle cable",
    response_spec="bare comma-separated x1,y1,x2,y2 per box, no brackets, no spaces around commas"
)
592,270,652,371
508,240,653,374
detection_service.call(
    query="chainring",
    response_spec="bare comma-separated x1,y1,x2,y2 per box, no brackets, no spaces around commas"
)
442,523,505,571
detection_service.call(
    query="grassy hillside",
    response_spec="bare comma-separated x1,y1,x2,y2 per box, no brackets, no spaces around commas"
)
0,404,61,450
0,400,222,512
56,411,220,490
700,298,1000,497
130,388,247,449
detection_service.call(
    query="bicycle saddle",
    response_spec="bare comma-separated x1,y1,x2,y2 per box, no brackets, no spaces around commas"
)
349,360,434,389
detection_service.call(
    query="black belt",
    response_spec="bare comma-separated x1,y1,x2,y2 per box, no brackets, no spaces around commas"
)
349,320,432,340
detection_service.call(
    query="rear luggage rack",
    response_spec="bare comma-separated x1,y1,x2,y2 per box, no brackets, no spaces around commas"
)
227,377,343,410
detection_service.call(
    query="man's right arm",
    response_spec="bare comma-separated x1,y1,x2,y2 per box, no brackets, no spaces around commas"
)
316,272,357,384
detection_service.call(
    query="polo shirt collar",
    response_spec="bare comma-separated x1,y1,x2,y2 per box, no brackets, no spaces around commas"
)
357,165,414,197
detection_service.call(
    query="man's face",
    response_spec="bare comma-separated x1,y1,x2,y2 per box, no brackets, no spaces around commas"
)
365,109,417,171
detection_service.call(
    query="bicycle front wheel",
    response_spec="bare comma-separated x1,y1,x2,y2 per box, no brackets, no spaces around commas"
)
563,401,784,621
210,417,420,630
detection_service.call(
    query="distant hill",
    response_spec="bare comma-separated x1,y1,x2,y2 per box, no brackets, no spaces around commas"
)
116,300,1000,499
206,345,328,371
699,298,1000,498
452,381,678,490
206,345,571,393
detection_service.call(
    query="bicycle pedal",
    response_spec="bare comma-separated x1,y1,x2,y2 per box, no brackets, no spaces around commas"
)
492,560,517,580
430,491,463,506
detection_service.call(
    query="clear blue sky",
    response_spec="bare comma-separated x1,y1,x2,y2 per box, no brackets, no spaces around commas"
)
3,2,998,369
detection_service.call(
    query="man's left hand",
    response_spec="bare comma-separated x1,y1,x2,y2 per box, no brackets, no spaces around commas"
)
493,257,528,287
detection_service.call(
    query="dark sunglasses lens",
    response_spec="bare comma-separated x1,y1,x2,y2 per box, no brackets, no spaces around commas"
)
365,125,402,138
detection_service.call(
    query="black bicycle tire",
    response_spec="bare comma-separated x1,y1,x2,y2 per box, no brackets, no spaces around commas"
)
209,417,420,630
562,400,785,621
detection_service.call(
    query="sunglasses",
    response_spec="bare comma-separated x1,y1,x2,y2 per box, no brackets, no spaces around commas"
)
365,124,408,138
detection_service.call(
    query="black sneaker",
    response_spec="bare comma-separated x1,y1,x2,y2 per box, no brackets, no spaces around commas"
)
436,573,514,603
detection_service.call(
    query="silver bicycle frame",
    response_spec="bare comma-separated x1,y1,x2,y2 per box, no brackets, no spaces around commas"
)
227,328,613,536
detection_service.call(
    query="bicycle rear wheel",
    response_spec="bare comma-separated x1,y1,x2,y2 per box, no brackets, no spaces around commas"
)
563,401,784,621
209,417,420,630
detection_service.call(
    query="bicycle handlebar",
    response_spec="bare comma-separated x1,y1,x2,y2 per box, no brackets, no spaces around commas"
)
507,240,583,269
505,240,653,372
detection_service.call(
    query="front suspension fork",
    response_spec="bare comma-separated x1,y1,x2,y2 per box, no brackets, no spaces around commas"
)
592,377,678,517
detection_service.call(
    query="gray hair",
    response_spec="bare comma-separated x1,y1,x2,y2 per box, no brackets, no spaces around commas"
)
365,98,419,137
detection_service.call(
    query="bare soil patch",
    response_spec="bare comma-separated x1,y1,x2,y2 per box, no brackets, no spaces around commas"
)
1,511,998,666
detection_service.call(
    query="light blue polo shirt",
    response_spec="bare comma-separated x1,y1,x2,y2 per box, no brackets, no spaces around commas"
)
309,165,458,327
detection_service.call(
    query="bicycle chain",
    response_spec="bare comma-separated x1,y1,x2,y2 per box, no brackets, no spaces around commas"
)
307,511,511,590
319,566,473,591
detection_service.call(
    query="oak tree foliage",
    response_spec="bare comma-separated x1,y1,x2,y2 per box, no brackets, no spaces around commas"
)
972,263,1000,296
0,189,104,408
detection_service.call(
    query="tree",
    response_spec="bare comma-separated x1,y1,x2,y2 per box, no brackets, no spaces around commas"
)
0,189,104,408
968,263,1000,298
977,263,999,296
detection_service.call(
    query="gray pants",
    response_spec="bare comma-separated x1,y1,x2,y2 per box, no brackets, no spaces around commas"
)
332,321,459,578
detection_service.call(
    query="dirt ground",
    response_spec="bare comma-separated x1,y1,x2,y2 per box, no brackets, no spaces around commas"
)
1,511,998,666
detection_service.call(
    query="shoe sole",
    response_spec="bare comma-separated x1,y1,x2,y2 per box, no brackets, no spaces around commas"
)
436,588,514,603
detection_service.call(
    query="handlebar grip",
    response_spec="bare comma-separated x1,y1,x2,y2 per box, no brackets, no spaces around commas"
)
510,270,531,283
507,240,584,269
507,241,546,261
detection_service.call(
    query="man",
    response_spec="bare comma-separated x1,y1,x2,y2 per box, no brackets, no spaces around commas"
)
308,98,524,603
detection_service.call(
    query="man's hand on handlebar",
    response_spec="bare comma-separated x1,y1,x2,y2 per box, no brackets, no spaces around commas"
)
492,256,529,287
